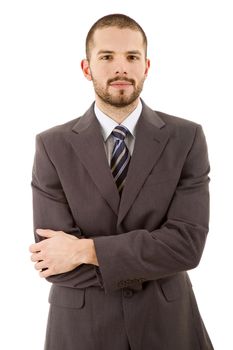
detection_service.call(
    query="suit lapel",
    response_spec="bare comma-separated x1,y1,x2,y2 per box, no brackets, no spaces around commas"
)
68,102,170,222
69,104,120,216
117,102,170,225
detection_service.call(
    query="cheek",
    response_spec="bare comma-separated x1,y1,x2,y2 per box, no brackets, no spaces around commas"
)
134,71,147,84
91,67,109,82
131,64,147,77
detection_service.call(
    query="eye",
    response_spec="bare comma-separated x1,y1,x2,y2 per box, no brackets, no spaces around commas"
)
128,55,139,61
100,55,113,60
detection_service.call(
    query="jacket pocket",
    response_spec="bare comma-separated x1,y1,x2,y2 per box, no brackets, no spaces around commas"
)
48,284,85,309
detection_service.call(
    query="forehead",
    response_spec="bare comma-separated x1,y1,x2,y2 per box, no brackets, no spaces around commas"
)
91,27,144,53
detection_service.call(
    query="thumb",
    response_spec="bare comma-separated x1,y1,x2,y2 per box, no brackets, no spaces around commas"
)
36,229,57,238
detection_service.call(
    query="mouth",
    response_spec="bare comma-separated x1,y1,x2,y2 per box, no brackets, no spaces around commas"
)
109,81,133,89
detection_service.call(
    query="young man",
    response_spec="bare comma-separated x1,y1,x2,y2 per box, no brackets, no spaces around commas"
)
29,14,214,350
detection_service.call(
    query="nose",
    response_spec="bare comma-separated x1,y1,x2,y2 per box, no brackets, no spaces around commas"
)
114,57,128,75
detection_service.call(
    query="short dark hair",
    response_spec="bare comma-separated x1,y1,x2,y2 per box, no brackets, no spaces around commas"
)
85,13,147,60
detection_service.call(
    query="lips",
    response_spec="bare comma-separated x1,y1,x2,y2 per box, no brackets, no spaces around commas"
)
109,81,133,88
110,81,132,85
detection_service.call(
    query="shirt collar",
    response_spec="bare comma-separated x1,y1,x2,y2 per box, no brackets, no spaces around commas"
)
94,99,142,141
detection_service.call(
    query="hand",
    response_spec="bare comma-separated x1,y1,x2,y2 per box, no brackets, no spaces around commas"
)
29,229,98,278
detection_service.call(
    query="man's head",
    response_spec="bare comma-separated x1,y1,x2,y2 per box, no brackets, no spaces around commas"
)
85,14,148,61
81,14,150,109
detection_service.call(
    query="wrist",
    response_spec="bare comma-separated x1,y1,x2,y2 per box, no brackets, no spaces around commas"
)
81,239,99,266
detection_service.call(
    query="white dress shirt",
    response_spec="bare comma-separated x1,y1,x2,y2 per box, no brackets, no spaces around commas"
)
94,100,142,165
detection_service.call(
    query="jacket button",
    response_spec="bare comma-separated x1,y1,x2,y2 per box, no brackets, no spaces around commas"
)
118,281,126,288
123,288,134,298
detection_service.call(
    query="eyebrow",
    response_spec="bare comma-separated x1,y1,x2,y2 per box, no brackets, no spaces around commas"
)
127,50,142,55
97,50,142,55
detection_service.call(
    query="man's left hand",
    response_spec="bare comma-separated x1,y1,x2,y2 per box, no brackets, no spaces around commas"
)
29,229,99,278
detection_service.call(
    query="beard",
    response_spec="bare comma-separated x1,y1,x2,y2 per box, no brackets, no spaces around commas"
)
91,76,145,107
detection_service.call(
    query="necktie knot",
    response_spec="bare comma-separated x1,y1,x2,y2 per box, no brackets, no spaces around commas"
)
112,125,129,141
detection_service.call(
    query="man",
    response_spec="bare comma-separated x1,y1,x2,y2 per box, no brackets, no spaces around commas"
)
29,13,214,350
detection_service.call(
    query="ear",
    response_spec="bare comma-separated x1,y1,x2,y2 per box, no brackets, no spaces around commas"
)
81,59,92,81
144,58,150,77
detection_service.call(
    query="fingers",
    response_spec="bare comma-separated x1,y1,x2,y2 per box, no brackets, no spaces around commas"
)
29,242,41,253
29,229,59,253
36,229,57,238
31,251,47,270
30,252,42,262
29,229,68,278
29,229,59,278
39,268,52,278
34,260,47,271
33,259,53,278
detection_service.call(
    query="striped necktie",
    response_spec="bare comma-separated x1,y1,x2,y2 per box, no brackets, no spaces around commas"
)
110,125,131,196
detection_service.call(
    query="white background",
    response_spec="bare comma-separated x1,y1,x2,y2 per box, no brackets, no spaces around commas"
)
0,0,232,349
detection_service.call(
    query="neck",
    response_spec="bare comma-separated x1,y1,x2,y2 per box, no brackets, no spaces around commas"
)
95,96,140,124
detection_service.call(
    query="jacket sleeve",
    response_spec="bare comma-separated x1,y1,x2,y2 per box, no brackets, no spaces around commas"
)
31,134,103,289
93,125,210,294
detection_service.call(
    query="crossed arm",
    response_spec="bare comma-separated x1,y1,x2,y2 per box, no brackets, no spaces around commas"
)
30,125,210,294
30,134,104,290
29,228,99,278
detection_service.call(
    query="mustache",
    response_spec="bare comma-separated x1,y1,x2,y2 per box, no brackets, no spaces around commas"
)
107,77,135,85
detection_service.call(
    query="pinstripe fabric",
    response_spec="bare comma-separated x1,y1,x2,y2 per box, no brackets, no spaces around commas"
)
110,125,131,195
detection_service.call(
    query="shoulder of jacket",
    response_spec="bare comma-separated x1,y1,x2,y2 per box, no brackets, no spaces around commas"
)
155,110,201,130
36,116,82,141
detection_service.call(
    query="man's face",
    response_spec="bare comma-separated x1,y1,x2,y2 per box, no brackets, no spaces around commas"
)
82,27,150,107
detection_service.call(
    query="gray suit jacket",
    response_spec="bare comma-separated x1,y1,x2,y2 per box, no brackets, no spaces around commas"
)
31,101,213,349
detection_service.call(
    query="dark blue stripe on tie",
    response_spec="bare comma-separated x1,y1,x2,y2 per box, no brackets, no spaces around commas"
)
112,147,128,179
110,125,131,195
